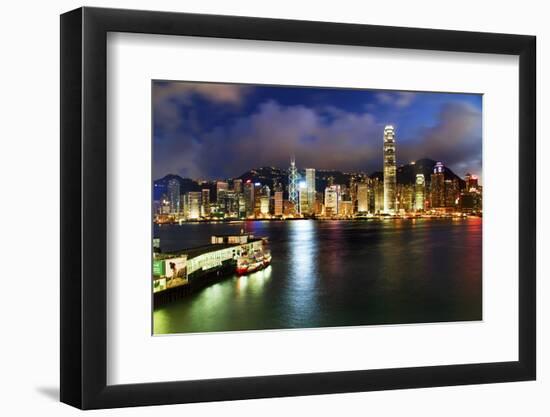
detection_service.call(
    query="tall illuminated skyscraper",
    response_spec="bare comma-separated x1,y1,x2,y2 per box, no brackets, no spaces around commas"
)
274,191,283,216
430,162,445,208
216,181,229,204
356,182,369,213
299,182,309,215
167,178,180,214
305,168,316,214
288,156,299,206
383,125,397,214
415,174,425,211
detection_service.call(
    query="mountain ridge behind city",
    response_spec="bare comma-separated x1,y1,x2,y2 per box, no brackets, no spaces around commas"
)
153,158,466,201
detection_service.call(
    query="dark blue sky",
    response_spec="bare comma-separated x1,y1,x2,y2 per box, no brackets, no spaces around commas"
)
153,81,482,182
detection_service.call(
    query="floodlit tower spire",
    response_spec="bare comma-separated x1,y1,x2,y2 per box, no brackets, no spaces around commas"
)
288,155,299,206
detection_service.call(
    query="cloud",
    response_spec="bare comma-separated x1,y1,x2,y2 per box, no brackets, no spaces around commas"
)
398,102,482,178
153,92,482,182
376,91,416,108
153,81,250,131
154,100,381,179
153,81,249,106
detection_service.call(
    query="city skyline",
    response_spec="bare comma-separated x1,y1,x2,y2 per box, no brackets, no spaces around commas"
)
153,81,483,182
155,151,482,220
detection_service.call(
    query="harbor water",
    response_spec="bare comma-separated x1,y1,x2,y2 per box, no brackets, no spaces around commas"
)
153,218,482,334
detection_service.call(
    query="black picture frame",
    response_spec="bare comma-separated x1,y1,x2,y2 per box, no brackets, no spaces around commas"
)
60,6,536,410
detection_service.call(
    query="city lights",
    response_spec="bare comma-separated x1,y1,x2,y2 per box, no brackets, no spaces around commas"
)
153,127,482,224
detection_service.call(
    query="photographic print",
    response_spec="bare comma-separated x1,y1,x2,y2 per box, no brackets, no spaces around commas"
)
152,81,482,335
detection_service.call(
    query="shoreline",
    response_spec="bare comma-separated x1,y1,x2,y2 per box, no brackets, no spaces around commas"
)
155,215,482,225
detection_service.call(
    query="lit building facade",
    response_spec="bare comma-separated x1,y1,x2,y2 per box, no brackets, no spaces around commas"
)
167,178,180,214
299,182,309,215
305,168,316,214
373,177,384,213
216,181,229,204
288,156,299,206
187,191,201,219
383,125,397,214
324,185,340,216
357,182,369,213
201,189,210,216
464,173,479,192
260,196,270,215
244,180,254,216
274,191,283,216
430,162,445,208
414,174,425,211
233,178,243,194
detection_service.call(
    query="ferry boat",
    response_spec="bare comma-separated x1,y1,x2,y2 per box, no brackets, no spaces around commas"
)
236,249,272,275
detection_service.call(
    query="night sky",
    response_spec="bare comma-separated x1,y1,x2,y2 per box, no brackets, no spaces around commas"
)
153,81,482,182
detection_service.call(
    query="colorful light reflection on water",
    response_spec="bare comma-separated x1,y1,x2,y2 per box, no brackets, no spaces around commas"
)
153,218,482,334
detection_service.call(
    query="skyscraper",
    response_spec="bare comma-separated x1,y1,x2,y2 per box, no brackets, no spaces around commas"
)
288,156,299,206
187,191,201,219
430,162,445,208
414,174,425,211
357,182,369,213
216,181,229,204
383,125,397,214
274,191,283,216
244,180,254,216
299,182,309,215
305,168,316,214
464,173,479,192
444,178,459,208
167,178,180,214
260,196,270,215
233,178,243,194
201,188,210,216
324,185,340,217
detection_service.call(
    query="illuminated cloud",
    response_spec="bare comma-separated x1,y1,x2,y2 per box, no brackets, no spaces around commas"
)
152,83,482,181
399,102,482,178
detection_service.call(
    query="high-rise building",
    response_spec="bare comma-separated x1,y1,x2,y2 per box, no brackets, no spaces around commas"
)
414,174,425,211
233,179,243,194
299,182,309,215
340,200,353,217
444,178,459,208
238,194,246,217
253,183,262,216
430,162,445,208
397,184,414,213
216,181,229,203
260,196,270,216
180,194,188,217
357,182,369,213
288,156,299,206
167,178,180,213
244,180,254,216
201,189,210,216
274,191,283,216
261,185,271,199
305,168,316,213
373,177,384,213
464,173,479,192
324,185,340,216
349,176,358,214
187,191,201,219
383,125,397,214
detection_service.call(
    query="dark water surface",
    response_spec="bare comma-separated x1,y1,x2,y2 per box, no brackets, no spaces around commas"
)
153,218,482,334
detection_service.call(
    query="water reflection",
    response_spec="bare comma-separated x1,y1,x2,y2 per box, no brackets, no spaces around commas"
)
153,219,482,334
286,220,318,326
